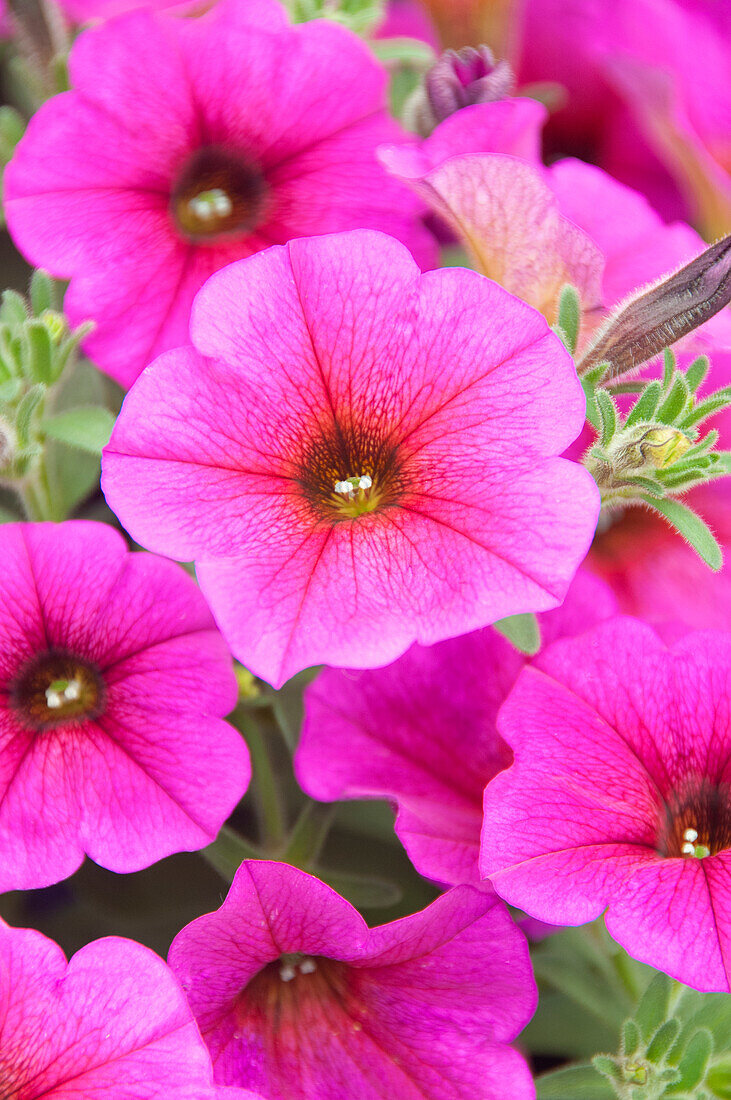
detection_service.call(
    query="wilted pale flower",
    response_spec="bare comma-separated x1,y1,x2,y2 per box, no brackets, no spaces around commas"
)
102,230,599,687
4,0,434,387
0,520,248,891
481,617,731,993
169,860,537,1098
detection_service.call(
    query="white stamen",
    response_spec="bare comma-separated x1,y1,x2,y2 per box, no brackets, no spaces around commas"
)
683,827,698,843
334,480,353,497
45,689,62,709
358,475,372,490
64,680,81,702
682,842,696,855
279,963,296,982
188,188,233,222
299,957,317,975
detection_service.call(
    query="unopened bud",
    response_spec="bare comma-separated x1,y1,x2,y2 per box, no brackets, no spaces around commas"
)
578,233,731,379
639,427,692,468
406,46,514,135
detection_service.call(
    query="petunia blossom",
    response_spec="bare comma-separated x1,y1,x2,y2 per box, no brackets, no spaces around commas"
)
4,0,434,388
168,859,537,1099
0,520,249,891
0,917,260,1099
480,617,731,993
296,570,618,886
379,146,604,323
102,229,600,687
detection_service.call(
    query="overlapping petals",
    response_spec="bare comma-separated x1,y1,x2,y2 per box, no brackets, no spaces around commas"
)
168,860,537,1099
0,521,248,890
103,230,599,686
481,617,731,993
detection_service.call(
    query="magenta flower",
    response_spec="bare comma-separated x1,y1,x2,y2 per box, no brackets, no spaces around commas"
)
168,860,537,1099
4,0,434,389
296,571,617,886
0,917,260,1099
0,520,248,891
480,617,731,993
102,230,600,687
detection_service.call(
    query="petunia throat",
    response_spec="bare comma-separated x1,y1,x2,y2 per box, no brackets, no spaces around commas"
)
171,146,269,243
10,649,106,731
658,776,731,860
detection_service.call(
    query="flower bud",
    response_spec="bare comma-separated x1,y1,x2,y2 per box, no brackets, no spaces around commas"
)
638,427,692,468
406,46,515,135
579,232,731,379
39,309,67,344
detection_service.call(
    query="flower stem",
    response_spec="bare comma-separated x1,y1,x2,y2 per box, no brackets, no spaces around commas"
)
236,707,287,852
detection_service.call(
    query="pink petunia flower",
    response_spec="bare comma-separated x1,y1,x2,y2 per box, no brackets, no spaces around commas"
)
102,230,600,687
296,571,618,886
4,0,435,389
0,520,249,891
168,860,537,1099
0,917,261,1099
480,617,731,993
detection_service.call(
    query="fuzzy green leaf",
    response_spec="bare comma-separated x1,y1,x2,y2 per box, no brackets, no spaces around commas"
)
656,374,691,423
556,284,582,354
635,973,673,1042
596,389,618,446
641,496,722,571
685,355,710,392
42,406,116,455
536,1064,614,1099
625,381,663,429
493,612,541,655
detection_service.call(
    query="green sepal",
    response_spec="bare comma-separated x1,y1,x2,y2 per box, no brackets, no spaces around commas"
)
647,1018,681,1063
666,1029,713,1094
640,496,722,571
41,406,116,455
536,1063,614,1099
596,389,618,446
24,320,54,385
555,283,582,354
685,355,710,393
624,381,663,429
635,973,673,1042
0,290,28,327
493,612,541,655
29,270,56,316
656,374,691,423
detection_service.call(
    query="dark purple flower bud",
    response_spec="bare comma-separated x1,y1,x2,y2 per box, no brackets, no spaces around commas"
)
579,233,731,380
405,46,515,135
425,46,515,123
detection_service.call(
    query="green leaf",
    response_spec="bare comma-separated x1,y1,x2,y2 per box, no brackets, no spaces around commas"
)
667,1029,713,1094
635,972,674,1041
556,284,582,354
536,1064,614,1099
647,1018,681,1062
685,355,710,393
656,374,691,423
29,270,55,316
680,393,731,430
625,380,663,429
493,612,541,655
370,35,435,66
14,384,44,446
0,289,27,327
662,347,676,389
640,496,722,571
25,320,53,385
312,867,403,909
42,406,116,454
201,824,263,882
596,389,618,446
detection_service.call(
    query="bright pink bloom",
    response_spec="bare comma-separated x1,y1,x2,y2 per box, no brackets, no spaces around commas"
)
168,860,537,1099
0,918,260,1099
481,617,731,993
57,0,191,23
0,520,248,891
102,230,599,687
4,0,434,389
296,571,617,886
